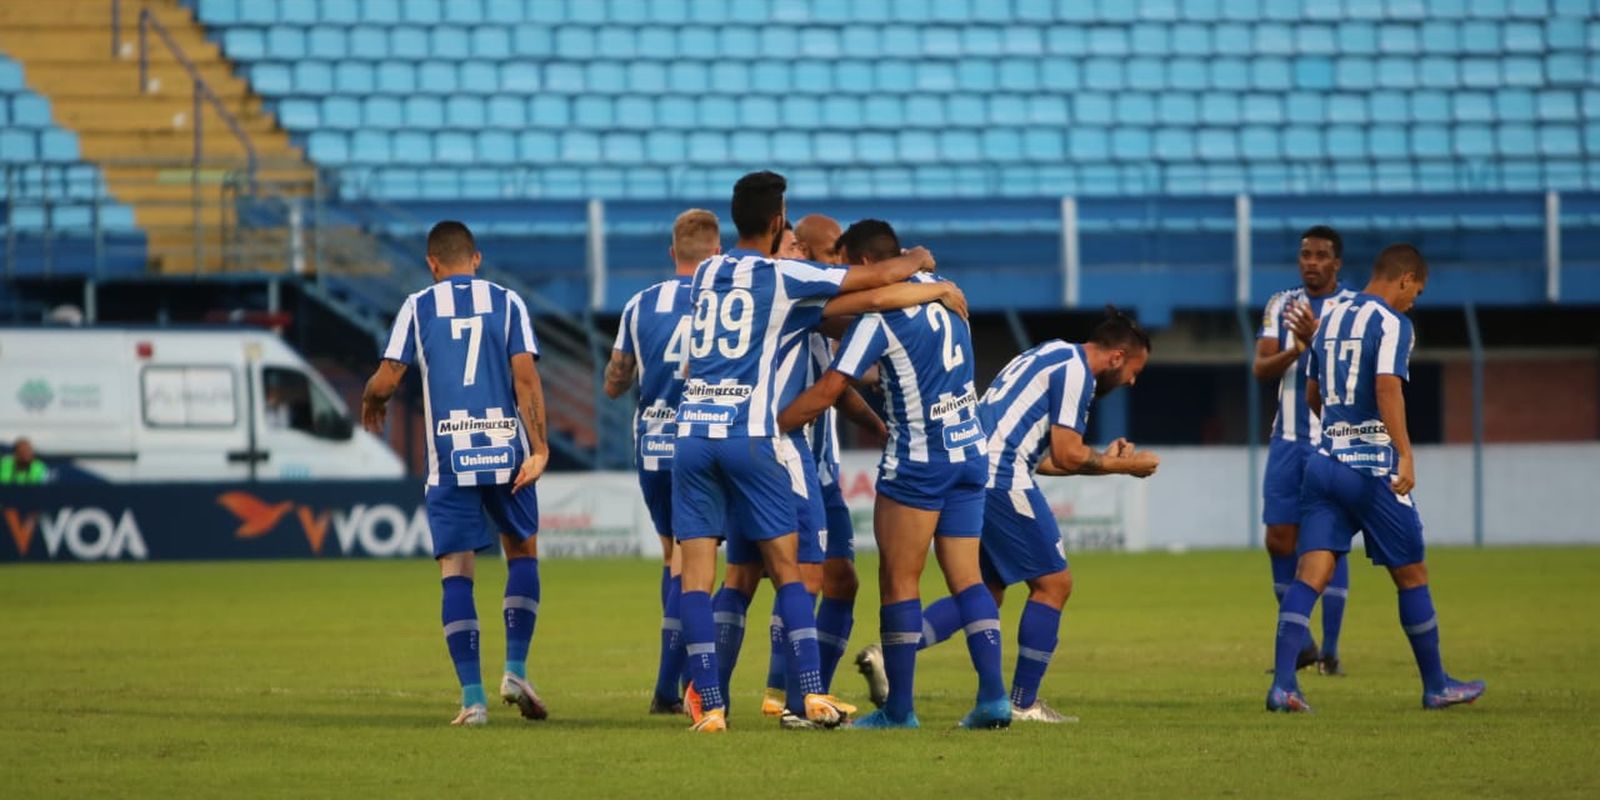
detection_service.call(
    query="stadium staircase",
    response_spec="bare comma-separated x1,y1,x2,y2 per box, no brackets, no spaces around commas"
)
0,0,320,273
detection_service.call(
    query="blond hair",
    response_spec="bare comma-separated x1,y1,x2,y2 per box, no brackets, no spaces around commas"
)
672,209,720,265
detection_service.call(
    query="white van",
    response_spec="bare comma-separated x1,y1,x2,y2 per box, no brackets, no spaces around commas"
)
0,327,405,482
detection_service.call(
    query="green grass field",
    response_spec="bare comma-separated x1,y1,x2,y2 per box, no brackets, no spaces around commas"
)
2,547,1597,798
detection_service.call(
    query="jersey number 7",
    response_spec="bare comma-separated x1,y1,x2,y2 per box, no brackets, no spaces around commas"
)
451,317,483,386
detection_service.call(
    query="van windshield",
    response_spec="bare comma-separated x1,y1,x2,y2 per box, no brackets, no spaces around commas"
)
262,367,350,440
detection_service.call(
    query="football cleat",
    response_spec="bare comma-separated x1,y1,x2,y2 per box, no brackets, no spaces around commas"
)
1266,686,1313,713
1262,643,1324,675
803,693,857,727
684,681,706,725
1423,678,1486,710
1317,655,1345,676
854,644,889,708
761,687,786,718
957,698,1013,730
689,708,727,733
499,672,548,721
649,695,685,716
849,708,921,729
779,709,823,730
450,704,488,727
1010,700,1079,724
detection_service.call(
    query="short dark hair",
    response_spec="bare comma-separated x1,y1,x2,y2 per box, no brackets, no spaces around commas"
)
836,219,900,264
1090,305,1152,354
730,170,787,239
1301,225,1343,260
427,221,476,266
1372,243,1428,282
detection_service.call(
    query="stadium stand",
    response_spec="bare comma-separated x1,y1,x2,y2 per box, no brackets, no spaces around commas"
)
185,0,1598,200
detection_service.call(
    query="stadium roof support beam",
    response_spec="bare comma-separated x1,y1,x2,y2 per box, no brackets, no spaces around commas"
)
1546,191,1561,305
1060,196,1079,308
587,198,607,312
1233,194,1251,307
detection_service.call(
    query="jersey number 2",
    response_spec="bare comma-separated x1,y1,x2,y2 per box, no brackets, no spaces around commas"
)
926,304,966,371
451,317,483,386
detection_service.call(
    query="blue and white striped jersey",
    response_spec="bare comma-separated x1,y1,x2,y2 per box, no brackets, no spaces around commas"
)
831,276,984,476
1305,292,1415,476
676,248,847,438
978,340,1096,491
614,276,693,471
1260,285,1358,445
773,328,843,481
383,275,539,487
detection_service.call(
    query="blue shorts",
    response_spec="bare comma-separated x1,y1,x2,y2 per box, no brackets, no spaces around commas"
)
672,435,799,547
425,482,539,559
820,467,855,561
638,468,673,539
876,457,987,538
1262,437,1311,526
979,486,1069,586
726,436,824,566
1298,453,1426,568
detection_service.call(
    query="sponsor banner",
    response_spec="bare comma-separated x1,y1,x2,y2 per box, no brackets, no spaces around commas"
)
832,451,1150,553
0,475,651,563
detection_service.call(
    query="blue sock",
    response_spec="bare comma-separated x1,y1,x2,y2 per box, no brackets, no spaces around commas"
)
765,597,786,693
660,565,671,610
502,557,539,679
680,590,725,711
654,576,685,703
953,584,1007,704
1270,553,1296,603
880,599,923,721
1011,600,1061,709
1273,580,1320,691
712,586,751,691
816,596,855,691
1398,585,1447,693
917,595,963,650
1321,556,1349,661
776,581,825,713
441,576,485,708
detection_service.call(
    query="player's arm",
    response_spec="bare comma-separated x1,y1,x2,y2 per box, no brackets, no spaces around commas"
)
1038,437,1139,476
1253,336,1302,380
820,279,967,320
511,352,550,492
361,360,407,434
1253,298,1316,380
603,349,638,399
835,246,936,292
1305,377,1323,417
778,370,852,433
834,385,887,440
1376,375,1414,495
1048,426,1159,478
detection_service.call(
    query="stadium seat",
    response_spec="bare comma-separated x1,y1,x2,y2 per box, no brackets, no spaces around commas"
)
364,97,403,129
335,61,376,93
323,97,361,129
403,96,443,129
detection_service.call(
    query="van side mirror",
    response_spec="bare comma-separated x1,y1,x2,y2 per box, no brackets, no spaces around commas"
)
315,412,354,441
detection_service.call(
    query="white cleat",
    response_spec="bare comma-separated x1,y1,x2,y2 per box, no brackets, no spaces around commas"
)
450,704,488,727
855,644,889,708
1011,700,1078,724
500,672,549,721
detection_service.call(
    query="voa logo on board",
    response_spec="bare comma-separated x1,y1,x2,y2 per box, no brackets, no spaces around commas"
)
3,506,149,561
218,492,432,557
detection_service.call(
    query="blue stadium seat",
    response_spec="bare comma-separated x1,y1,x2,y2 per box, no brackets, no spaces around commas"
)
1023,127,1064,160
947,94,984,126
686,131,726,165
518,130,558,161
1242,93,1283,123
471,26,511,58
1411,124,1449,155
1282,127,1322,159
1326,126,1365,158
403,0,444,24
435,131,476,164
1496,88,1536,121
512,24,551,56
403,96,443,128
307,131,348,165
1455,91,1492,121
1114,93,1156,125
350,130,391,164
1418,57,1458,88
1540,124,1580,157
486,96,526,128
1328,93,1368,122
1297,25,1337,54
1157,92,1198,125
1537,90,1578,121
375,61,415,93
432,27,470,59
1168,58,1206,90
1111,127,1152,160
460,61,497,92
322,97,361,129
267,26,307,59
308,28,347,59
251,63,291,95
390,26,427,57
443,0,485,23
477,130,517,164
417,62,457,92
335,61,375,92
1410,90,1450,121
224,29,265,60
1196,128,1237,160
293,61,334,94
1201,92,1240,124
1171,23,1209,54
897,130,938,162
364,96,403,128
10,94,51,127
349,26,387,59
1251,58,1292,90
446,96,487,128
528,96,569,127
1497,123,1538,156
196,0,239,24
1075,93,1113,124
626,62,667,93
38,130,79,162
711,63,749,93
573,95,613,127
1155,128,1195,160
1453,124,1494,157
1460,21,1499,53
1240,126,1279,158
902,95,943,128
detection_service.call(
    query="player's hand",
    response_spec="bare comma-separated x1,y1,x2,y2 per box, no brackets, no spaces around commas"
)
1288,301,1318,350
938,282,969,320
361,398,387,434
1390,455,1415,496
905,246,935,272
1104,438,1134,458
1125,451,1160,478
512,449,549,494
